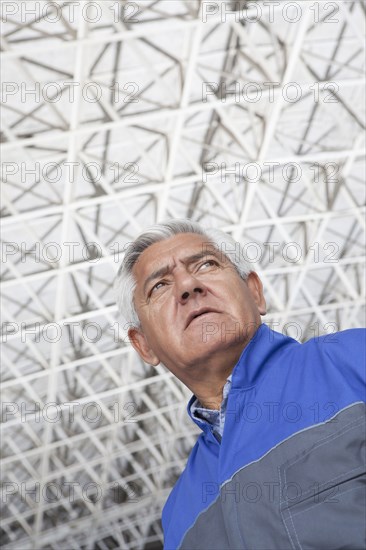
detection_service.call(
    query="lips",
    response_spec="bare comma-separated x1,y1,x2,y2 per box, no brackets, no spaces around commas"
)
185,308,220,329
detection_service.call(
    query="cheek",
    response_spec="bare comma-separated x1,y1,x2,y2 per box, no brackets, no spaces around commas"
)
228,286,254,313
143,304,170,335
221,281,245,301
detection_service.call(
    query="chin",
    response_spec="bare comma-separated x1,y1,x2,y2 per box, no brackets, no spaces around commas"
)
199,326,245,346
191,334,245,357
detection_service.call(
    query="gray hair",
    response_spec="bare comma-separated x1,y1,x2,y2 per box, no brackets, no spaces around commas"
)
114,219,253,327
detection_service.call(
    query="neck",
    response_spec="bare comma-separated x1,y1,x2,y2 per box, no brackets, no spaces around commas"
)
188,363,234,410
195,385,226,410
176,338,254,410
181,344,245,410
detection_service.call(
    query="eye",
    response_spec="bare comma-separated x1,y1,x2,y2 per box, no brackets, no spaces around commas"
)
150,281,166,294
198,259,218,270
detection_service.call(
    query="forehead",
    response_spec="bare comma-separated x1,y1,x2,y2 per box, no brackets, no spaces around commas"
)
132,233,215,281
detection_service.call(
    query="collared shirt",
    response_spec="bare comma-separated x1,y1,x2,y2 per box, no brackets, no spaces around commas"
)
190,374,232,442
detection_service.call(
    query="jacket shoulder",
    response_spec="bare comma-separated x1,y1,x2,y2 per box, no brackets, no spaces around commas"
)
301,327,366,383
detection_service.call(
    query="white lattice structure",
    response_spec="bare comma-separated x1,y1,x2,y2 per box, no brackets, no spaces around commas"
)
1,1,365,548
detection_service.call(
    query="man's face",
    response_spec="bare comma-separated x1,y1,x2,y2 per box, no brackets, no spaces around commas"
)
128,233,266,382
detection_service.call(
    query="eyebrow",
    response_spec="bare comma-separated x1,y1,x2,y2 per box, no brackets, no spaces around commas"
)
142,249,223,296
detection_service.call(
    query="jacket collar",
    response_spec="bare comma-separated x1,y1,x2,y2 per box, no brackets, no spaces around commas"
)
187,323,298,432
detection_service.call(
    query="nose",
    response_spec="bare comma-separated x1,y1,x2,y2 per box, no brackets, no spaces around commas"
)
175,272,207,303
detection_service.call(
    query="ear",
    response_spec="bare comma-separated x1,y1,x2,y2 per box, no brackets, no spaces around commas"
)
128,327,160,366
246,272,267,315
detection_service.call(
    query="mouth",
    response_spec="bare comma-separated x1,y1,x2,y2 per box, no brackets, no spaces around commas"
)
185,308,220,329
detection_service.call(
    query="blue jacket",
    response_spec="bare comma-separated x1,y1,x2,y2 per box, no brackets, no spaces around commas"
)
162,324,366,549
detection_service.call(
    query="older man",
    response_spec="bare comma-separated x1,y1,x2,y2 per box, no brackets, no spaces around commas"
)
115,219,365,550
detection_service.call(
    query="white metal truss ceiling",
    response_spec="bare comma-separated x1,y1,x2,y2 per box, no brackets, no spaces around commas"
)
1,1,365,548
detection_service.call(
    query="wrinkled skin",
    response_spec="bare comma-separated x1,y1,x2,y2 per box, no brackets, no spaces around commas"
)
128,233,266,408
